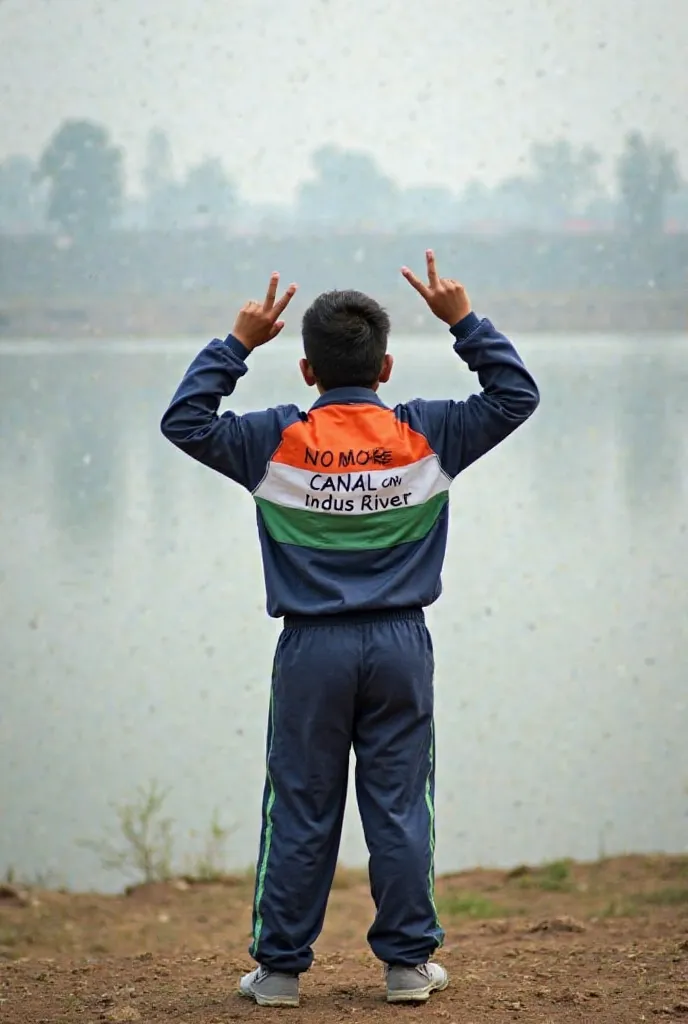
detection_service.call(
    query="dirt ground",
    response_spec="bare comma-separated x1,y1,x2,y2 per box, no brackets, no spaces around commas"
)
1,854,687,1023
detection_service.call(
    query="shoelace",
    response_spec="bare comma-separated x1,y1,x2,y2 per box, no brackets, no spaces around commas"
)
385,964,430,979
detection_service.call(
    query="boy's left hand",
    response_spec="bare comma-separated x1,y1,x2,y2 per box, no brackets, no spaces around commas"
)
232,273,298,352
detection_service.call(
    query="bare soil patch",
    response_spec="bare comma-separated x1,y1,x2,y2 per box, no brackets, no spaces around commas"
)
2,854,687,1022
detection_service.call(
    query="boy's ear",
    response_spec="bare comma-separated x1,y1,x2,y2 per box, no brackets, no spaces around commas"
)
299,358,317,387
378,354,394,384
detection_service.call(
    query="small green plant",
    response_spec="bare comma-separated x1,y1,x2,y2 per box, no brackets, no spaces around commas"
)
666,855,688,879
538,859,572,891
3,865,65,890
515,859,573,892
637,887,688,907
596,897,637,918
435,892,507,920
185,809,233,882
0,926,19,948
597,887,688,916
78,780,175,884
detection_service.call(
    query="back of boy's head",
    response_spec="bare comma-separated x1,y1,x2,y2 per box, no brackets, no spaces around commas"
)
301,289,390,391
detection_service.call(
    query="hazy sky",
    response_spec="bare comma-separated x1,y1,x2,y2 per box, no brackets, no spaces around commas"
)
1,0,686,201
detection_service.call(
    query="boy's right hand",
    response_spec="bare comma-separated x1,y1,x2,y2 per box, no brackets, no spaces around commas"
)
232,272,298,352
401,250,472,326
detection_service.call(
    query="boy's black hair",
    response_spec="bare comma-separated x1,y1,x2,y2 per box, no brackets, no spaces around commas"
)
301,289,390,391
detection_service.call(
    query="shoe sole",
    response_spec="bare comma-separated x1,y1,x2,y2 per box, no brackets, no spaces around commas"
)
239,987,300,1008
387,975,449,1004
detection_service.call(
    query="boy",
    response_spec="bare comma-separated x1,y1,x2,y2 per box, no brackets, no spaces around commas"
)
160,251,540,1008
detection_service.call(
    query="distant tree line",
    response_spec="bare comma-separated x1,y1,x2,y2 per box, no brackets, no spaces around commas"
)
0,119,685,246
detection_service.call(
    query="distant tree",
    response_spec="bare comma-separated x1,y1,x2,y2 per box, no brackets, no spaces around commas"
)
177,157,237,227
616,132,680,238
143,128,176,229
455,175,535,228
0,155,46,232
526,139,602,226
457,140,603,229
142,135,236,230
296,145,398,230
667,185,688,229
36,119,124,238
143,128,174,197
118,195,147,230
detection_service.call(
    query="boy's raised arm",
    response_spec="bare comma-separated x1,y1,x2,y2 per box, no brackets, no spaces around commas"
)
400,252,540,479
160,274,299,490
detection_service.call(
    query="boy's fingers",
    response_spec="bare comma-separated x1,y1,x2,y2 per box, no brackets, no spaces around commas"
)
272,284,298,317
401,266,430,299
263,272,280,310
269,320,285,339
426,249,439,287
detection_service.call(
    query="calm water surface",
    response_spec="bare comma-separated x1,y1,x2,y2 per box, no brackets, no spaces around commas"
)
1,333,687,891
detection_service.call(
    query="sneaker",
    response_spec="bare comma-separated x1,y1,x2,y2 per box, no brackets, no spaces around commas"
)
238,965,300,1007
386,961,449,1003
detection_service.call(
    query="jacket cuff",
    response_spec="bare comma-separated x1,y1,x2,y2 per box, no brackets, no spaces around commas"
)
449,312,481,340
224,334,251,360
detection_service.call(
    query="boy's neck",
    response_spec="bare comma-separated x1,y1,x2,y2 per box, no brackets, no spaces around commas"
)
310,386,386,410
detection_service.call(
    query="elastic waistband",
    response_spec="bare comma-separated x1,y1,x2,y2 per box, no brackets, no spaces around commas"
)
283,606,425,630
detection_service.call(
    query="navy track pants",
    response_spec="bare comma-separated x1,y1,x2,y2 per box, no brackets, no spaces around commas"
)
248,608,444,973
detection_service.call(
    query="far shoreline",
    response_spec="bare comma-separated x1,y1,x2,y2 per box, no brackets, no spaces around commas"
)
1,290,687,339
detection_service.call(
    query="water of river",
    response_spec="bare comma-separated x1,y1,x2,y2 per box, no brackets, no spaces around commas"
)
1,333,687,892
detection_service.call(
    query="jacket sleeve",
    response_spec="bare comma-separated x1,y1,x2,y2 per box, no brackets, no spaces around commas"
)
160,334,300,492
398,313,540,479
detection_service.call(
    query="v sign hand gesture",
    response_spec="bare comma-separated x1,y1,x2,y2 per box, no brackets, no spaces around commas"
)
401,250,472,326
232,273,298,351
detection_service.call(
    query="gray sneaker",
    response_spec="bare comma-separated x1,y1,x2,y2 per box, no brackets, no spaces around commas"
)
386,961,449,1003
238,965,300,1007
